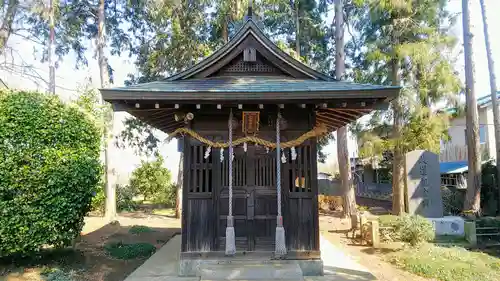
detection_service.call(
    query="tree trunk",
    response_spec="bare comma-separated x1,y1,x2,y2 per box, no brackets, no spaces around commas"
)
48,0,55,94
391,58,405,215
222,18,229,44
175,152,183,219
0,0,19,52
98,0,116,221
480,0,500,212
294,1,300,59
462,0,482,214
335,0,356,218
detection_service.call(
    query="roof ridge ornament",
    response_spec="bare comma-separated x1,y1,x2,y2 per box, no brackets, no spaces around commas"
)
246,0,253,20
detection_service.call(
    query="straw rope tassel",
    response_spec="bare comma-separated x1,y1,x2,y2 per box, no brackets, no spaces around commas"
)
275,111,287,256
225,108,236,255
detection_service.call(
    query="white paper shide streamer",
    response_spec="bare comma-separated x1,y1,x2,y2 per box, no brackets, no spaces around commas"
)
291,147,297,161
204,147,211,159
281,149,287,163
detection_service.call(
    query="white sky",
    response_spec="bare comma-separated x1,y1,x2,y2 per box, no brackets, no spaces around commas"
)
1,0,499,181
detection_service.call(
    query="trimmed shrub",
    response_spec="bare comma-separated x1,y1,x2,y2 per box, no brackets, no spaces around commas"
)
104,241,156,259
378,214,435,245
397,215,435,246
0,90,101,257
129,225,154,234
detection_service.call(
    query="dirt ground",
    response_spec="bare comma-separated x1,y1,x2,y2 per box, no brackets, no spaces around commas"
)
319,210,434,281
2,205,434,281
0,215,180,281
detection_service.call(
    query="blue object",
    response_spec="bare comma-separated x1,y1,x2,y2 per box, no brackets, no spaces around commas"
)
480,126,486,143
440,161,468,174
177,137,184,153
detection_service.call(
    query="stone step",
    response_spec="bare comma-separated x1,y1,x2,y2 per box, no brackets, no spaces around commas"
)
200,263,304,280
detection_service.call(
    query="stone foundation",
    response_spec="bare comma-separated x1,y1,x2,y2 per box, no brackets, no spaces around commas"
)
179,257,324,277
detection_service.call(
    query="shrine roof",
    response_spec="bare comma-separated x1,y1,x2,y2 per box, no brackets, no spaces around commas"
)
102,76,399,101
100,16,400,135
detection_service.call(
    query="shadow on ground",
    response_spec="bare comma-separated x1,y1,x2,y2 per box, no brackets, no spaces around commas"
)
120,205,177,219
360,247,400,256
323,265,377,281
319,210,344,218
0,220,180,281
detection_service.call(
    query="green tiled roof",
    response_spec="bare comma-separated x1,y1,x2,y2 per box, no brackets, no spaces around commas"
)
102,76,399,101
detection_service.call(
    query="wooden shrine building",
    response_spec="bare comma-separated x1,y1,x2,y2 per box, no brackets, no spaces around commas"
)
101,7,399,277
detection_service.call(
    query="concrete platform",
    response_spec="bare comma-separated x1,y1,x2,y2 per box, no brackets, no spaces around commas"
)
200,263,303,280
180,256,323,277
125,234,376,281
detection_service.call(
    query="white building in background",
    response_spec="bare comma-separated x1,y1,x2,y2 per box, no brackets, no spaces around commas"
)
438,93,499,188
441,93,499,164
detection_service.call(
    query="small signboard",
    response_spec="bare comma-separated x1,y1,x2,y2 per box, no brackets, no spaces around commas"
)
242,111,260,135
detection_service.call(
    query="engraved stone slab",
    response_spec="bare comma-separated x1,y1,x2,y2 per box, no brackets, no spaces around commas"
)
405,150,443,218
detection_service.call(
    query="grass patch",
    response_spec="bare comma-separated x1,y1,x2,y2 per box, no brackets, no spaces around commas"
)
151,208,175,217
129,225,154,234
41,268,74,281
104,241,156,260
433,235,468,245
385,243,500,281
378,214,399,227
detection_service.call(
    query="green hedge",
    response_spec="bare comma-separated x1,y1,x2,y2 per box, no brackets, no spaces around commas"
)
0,90,102,257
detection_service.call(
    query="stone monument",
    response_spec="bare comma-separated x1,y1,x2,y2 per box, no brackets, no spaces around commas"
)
405,150,443,218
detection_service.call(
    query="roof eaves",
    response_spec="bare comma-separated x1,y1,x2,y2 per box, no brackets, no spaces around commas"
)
100,88,399,102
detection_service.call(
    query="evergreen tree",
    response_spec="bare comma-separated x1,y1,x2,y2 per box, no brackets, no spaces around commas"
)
348,0,461,214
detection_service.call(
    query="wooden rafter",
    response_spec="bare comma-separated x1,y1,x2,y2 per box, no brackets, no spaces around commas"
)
331,108,372,113
316,116,340,131
317,111,353,124
319,109,362,122
139,112,176,123
324,108,364,119
315,113,345,126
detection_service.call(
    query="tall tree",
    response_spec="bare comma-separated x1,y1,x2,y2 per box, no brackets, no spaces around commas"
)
48,0,55,94
335,0,356,218
262,0,329,71
480,0,500,201
97,0,116,220
210,0,245,45
0,0,19,52
462,0,481,214
349,0,461,215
